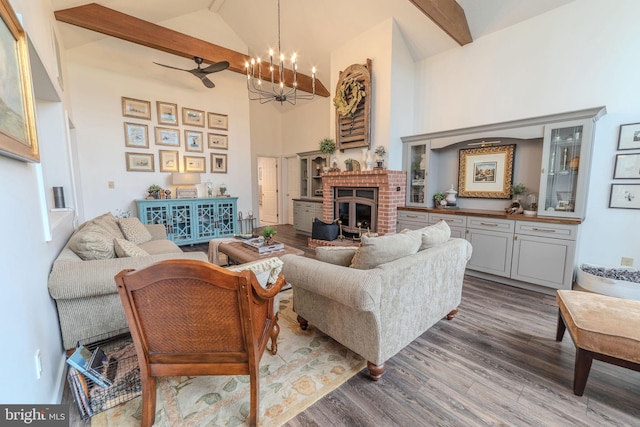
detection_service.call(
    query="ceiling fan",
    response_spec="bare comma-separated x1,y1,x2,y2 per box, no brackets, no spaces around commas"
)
153,56,229,88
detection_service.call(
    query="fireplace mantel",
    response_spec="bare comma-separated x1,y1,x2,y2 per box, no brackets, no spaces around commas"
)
320,169,407,235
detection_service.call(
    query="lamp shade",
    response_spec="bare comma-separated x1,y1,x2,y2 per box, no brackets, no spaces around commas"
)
172,173,201,185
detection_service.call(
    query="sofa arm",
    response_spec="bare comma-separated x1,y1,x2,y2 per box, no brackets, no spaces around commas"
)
281,254,382,311
48,251,208,300
145,223,168,241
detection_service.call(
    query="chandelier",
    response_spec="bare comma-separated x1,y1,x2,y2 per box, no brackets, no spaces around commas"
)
245,0,315,105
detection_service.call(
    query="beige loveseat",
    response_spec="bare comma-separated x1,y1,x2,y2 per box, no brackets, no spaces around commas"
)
281,221,472,379
48,213,208,349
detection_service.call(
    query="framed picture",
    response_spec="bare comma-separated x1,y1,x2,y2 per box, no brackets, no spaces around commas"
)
208,132,228,150
122,97,151,120
125,152,154,172
609,184,640,209
208,112,228,130
0,0,39,162
613,153,640,179
158,150,179,172
617,122,640,150
211,153,227,173
123,122,149,148
182,107,205,127
156,101,178,126
458,145,515,198
155,126,180,147
184,155,205,173
185,130,203,152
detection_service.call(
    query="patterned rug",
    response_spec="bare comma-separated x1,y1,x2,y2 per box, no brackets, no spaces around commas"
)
90,291,365,426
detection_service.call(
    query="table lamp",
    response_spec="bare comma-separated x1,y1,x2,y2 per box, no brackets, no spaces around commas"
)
172,173,201,198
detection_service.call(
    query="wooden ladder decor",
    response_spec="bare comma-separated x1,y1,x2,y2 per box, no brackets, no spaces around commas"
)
335,59,372,152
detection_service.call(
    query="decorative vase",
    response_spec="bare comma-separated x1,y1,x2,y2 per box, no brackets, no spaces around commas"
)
361,148,370,171
419,153,427,170
445,185,457,206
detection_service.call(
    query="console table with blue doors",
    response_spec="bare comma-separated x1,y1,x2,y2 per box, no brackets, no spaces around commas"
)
136,197,238,245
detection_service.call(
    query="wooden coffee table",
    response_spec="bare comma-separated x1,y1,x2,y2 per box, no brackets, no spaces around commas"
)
218,241,304,265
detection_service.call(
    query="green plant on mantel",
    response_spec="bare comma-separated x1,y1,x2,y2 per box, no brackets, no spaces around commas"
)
511,183,526,197
344,158,353,164
319,138,336,154
374,145,386,158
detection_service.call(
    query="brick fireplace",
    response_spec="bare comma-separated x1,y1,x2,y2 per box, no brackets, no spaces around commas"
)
320,170,407,235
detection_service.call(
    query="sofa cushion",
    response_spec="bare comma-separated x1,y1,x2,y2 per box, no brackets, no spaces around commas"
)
67,225,116,260
350,232,422,270
114,238,149,258
138,239,183,255
415,220,451,250
118,217,153,244
316,246,358,267
228,257,284,288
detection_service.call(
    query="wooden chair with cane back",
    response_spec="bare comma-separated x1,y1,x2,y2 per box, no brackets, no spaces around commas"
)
115,259,286,427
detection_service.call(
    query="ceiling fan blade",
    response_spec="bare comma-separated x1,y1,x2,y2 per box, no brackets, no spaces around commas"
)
201,61,230,74
200,76,215,88
153,62,188,72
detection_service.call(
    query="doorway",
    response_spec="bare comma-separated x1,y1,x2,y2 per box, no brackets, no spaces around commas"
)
257,156,279,225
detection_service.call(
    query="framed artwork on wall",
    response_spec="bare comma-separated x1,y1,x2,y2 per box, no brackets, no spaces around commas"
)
0,0,39,162
208,112,228,130
609,184,640,209
184,155,205,173
158,150,179,172
155,127,180,146
185,130,203,152
182,107,205,127
207,133,228,150
613,153,640,179
617,122,640,150
156,101,178,126
125,152,154,172
123,122,149,148
211,153,227,173
458,145,515,198
122,97,151,120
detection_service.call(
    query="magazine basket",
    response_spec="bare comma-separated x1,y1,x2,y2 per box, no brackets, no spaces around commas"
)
66,328,141,419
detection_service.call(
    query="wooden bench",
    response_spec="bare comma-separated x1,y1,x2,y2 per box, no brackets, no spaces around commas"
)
556,290,640,395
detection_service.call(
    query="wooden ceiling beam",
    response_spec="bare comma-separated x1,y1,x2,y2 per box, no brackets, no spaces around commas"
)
54,3,329,97
408,0,472,46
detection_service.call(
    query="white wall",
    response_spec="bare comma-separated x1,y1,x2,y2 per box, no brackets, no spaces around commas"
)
413,0,640,266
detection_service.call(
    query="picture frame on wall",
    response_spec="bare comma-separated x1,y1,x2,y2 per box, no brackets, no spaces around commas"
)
182,107,205,127
123,122,149,148
208,112,228,130
154,127,180,146
122,97,151,120
184,155,205,173
156,101,178,126
617,122,640,150
613,153,640,179
211,153,227,173
207,133,228,150
0,0,39,162
125,152,154,172
609,184,640,209
185,130,203,152
158,150,179,172
458,145,515,198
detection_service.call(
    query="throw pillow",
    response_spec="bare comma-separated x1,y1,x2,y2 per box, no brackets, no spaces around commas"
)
118,217,153,244
316,246,358,267
349,232,422,270
114,238,149,258
68,225,116,260
90,212,125,239
228,257,284,288
418,220,451,250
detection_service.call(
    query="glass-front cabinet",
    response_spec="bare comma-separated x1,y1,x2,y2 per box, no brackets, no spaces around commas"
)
402,140,430,207
298,150,329,199
538,119,594,219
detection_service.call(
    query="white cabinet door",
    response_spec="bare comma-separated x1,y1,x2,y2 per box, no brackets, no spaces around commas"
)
466,228,514,278
511,234,576,289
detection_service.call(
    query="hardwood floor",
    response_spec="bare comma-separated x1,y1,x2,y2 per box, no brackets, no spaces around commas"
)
66,225,640,426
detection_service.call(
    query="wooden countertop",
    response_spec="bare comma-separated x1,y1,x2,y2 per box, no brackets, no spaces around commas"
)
293,198,323,202
398,206,582,225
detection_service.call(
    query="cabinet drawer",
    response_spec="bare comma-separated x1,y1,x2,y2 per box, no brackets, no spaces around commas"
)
429,213,466,228
515,221,577,241
398,210,429,224
466,217,514,233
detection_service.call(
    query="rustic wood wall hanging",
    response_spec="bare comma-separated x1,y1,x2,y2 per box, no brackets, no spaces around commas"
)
334,59,372,151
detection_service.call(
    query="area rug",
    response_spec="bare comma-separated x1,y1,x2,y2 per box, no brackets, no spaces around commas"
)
90,291,365,427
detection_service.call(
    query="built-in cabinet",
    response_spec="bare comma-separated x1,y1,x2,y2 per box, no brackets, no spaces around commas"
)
298,150,329,199
293,200,323,234
137,198,237,245
397,208,578,292
402,141,429,206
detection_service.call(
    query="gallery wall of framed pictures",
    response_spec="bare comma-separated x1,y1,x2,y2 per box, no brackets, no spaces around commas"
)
121,96,229,174
609,122,640,209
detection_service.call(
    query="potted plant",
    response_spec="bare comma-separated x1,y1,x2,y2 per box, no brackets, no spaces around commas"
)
433,192,446,208
374,146,386,168
320,138,336,171
261,226,276,245
147,184,162,199
344,158,353,172
510,183,526,201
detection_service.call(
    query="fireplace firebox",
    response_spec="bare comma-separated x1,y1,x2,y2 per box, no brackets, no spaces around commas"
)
334,187,377,234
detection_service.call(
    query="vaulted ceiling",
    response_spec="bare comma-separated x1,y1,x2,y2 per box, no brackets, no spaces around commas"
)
51,0,574,91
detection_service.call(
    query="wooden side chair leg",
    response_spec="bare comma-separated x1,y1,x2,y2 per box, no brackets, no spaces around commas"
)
269,315,280,355
249,371,259,427
140,376,157,427
573,348,594,396
556,310,566,341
